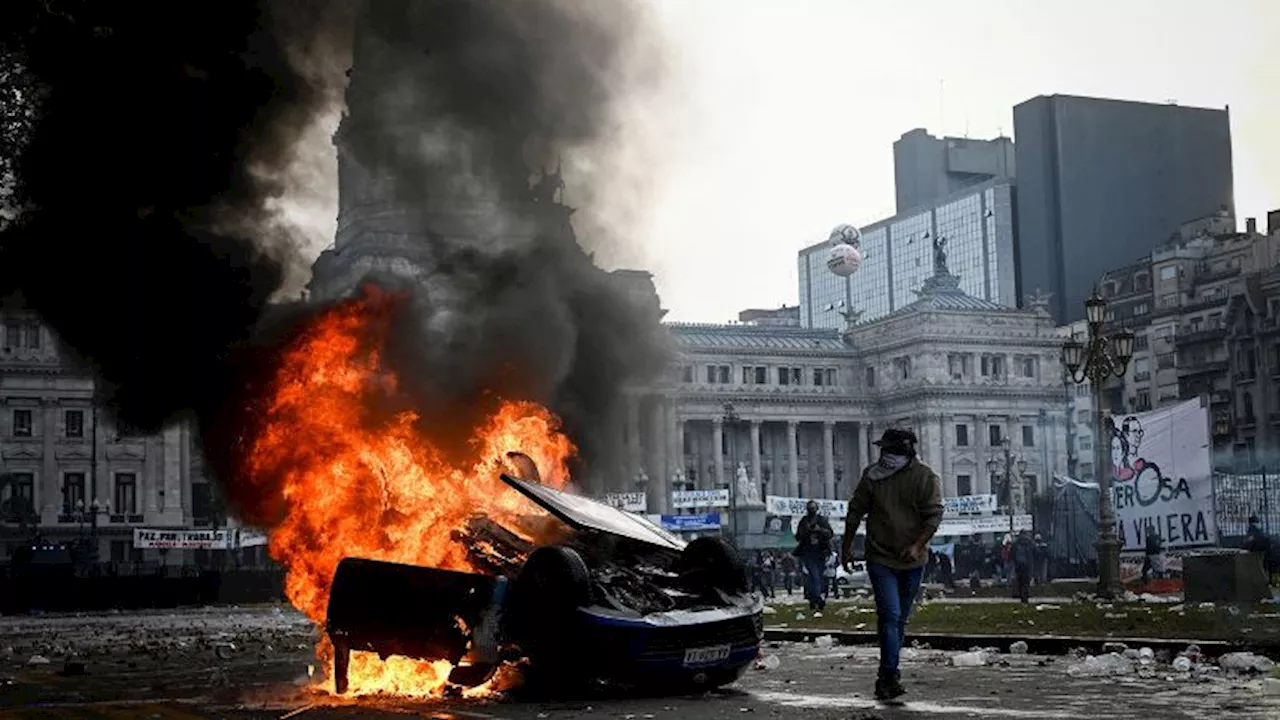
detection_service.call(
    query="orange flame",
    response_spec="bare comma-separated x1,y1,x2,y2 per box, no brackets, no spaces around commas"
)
241,287,575,697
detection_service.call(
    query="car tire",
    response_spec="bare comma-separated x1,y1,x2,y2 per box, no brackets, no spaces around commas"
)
505,545,591,675
676,536,749,595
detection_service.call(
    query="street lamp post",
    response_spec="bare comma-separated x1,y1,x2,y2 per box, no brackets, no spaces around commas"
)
987,437,1028,536
1061,291,1135,599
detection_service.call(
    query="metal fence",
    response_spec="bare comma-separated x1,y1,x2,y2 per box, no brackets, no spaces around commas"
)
1212,470,1280,540
1047,478,1099,572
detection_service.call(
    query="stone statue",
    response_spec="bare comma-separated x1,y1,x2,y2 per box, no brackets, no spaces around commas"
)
933,235,949,275
736,462,761,505
1025,287,1053,313
636,466,649,488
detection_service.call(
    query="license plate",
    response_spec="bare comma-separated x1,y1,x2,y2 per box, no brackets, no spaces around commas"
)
683,644,731,667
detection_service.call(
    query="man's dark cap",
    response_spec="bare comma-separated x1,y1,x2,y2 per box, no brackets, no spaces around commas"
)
873,428,917,451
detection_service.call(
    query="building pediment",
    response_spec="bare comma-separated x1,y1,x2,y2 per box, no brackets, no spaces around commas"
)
54,442,92,460
106,442,147,461
2,443,43,460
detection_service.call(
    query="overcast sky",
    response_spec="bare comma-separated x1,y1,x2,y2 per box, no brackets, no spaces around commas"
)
620,0,1280,322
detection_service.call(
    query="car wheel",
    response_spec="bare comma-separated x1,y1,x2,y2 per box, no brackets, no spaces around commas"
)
505,545,591,674
676,536,748,595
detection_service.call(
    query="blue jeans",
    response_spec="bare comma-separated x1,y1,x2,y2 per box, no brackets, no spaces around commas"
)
798,552,826,606
867,562,924,678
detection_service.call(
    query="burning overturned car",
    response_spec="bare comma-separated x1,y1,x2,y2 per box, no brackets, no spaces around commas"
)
324,453,764,695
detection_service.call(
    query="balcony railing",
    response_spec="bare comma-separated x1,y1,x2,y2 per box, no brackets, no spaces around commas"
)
1180,361,1229,376
1174,327,1227,346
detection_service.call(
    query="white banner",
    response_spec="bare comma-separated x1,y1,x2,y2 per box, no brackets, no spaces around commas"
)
843,514,1031,538
1106,399,1216,552
766,495,847,518
236,529,269,548
944,494,997,517
671,488,730,509
134,528,234,550
603,492,647,513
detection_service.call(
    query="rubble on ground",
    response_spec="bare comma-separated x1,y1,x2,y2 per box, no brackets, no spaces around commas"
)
1217,652,1275,674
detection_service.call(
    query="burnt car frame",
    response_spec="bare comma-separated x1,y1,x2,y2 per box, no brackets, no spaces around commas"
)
325,453,763,695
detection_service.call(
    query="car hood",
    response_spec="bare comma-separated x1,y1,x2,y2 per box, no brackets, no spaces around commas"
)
501,473,687,552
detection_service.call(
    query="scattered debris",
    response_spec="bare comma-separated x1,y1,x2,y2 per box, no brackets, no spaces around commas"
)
1034,603,1060,611
214,643,236,661
1101,642,1128,654
853,623,867,631
1217,652,1275,674
755,654,781,671
26,655,50,666
951,651,987,667
1172,657,1193,673
1009,641,1029,655
1067,653,1133,678
762,606,777,615
813,635,834,649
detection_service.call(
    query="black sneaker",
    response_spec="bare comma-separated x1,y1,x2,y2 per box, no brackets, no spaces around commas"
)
874,675,906,701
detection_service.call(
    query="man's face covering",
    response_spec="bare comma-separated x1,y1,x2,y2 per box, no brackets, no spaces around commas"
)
806,502,818,516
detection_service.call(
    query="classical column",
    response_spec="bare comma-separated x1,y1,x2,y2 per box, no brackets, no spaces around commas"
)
674,417,686,489
750,419,763,497
626,394,641,482
787,420,800,498
40,398,58,523
913,416,927,466
650,398,667,514
162,424,183,523
822,421,836,499
939,415,955,497
712,417,725,490
857,422,869,473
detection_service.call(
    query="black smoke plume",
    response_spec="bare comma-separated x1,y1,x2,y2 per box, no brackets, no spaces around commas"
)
0,0,353,433
1,0,669,498
324,0,671,479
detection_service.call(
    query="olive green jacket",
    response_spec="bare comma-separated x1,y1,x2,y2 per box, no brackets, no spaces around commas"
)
843,458,944,570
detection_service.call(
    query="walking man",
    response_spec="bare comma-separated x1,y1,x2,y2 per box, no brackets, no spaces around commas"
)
840,428,943,702
794,500,834,611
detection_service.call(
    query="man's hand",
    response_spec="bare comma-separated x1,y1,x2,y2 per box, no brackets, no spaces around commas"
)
840,546,855,573
899,542,924,564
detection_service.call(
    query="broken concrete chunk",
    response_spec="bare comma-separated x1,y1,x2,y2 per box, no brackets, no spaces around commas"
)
1217,652,1275,674
951,651,987,667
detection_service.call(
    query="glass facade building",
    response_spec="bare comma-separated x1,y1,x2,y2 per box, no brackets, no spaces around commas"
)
800,179,1017,329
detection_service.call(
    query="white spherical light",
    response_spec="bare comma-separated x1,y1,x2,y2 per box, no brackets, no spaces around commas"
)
829,223,862,249
827,243,862,277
